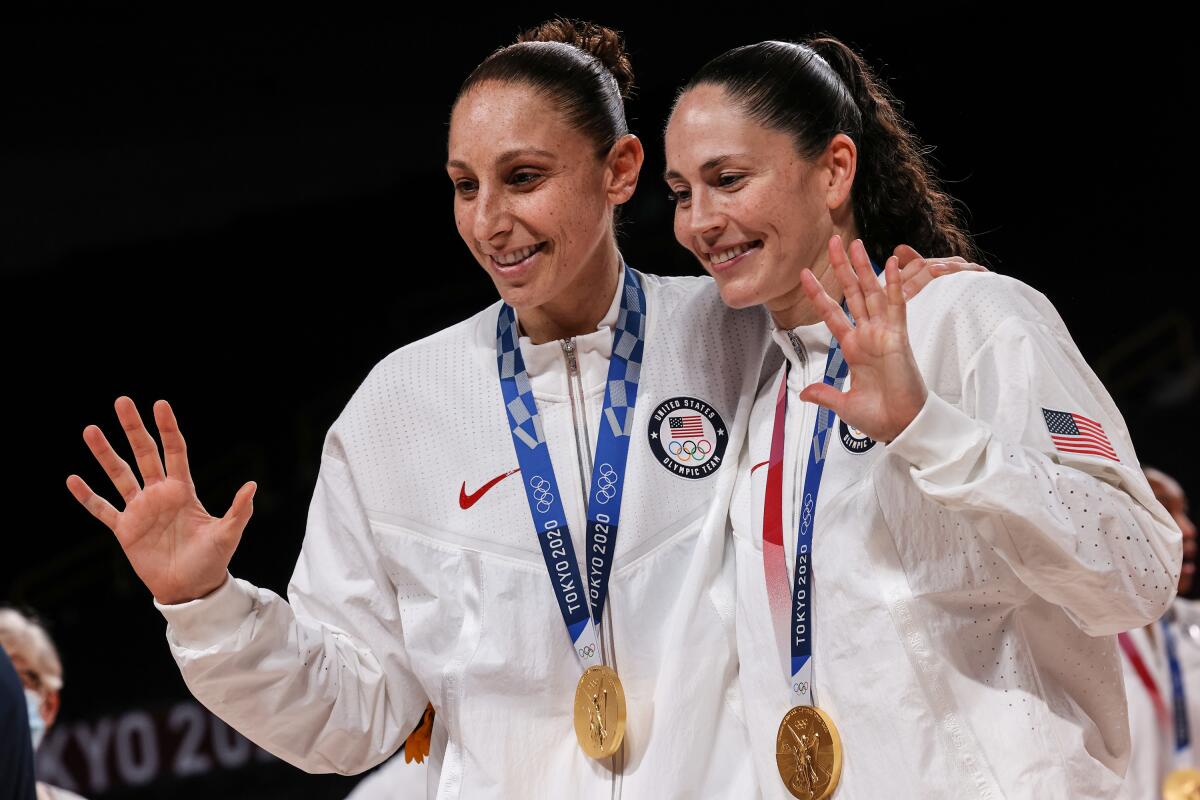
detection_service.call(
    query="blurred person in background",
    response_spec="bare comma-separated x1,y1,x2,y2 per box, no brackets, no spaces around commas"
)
1115,468,1197,799
1,646,37,800
0,609,86,800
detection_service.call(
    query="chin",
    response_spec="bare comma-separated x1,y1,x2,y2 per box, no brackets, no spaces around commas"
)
712,275,763,311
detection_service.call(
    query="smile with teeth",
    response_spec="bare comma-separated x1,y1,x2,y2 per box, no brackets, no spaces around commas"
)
492,242,546,267
708,241,761,265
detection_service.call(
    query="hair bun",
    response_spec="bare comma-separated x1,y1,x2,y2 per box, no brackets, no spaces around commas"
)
518,19,635,98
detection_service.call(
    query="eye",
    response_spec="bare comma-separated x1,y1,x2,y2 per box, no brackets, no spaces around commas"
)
717,173,744,188
509,170,544,188
454,179,478,196
667,188,691,206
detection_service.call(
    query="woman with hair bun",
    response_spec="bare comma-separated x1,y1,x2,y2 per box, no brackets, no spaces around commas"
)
65,20,771,797
665,36,1182,799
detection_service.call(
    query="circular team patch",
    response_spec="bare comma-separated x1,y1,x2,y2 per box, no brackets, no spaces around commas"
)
839,419,877,454
647,396,728,479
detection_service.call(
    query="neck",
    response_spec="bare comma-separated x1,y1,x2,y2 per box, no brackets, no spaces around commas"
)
767,223,858,330
519,241,622,344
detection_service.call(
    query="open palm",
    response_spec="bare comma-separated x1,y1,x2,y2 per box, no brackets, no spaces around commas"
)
799,237,928,443
66,397,256,605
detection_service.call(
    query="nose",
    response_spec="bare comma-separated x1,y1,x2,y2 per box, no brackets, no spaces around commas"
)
472,185,512,246
679,189,724,249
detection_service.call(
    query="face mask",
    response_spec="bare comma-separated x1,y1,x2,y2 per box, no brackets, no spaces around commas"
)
25,688,46,751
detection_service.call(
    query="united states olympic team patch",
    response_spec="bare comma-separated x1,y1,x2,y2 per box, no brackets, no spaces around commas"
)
647,396,728,479
839,419,877,454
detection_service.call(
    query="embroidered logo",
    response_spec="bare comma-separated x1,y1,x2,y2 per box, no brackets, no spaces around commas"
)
647,397,728,479
839,420,876,454
458,468,521,509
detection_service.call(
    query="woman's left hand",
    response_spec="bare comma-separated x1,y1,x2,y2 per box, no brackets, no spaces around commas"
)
895,243,987,300
799,236,927,443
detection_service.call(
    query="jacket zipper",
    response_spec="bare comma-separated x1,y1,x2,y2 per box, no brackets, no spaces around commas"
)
562,337,626,792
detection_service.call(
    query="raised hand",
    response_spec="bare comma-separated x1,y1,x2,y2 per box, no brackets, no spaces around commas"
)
894,243,987,300
798,236,927,443
66,397,256,605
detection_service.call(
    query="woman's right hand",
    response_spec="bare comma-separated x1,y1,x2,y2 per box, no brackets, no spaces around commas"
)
66,397,257,605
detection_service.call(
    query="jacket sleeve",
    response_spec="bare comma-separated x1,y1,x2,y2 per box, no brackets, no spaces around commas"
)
155,436,426,775
885,308,1181,636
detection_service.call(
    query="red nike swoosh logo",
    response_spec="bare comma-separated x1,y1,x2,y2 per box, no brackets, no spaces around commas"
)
750,460,769,475
459,468,521,510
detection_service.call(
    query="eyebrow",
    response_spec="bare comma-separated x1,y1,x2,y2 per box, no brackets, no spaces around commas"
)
663,153,750,181
446,148,557,171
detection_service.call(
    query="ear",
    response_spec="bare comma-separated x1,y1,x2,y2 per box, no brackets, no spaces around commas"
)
42,689,60,729
605,134,644,206
821,133,857,212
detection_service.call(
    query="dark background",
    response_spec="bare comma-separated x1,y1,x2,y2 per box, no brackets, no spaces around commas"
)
2,10,1194,798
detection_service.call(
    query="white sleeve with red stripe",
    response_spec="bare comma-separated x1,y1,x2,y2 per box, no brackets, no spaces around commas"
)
887,308,1182,636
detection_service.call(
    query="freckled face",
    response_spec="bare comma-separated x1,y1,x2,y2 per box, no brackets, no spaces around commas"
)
447,82,613,312
665,85,833,311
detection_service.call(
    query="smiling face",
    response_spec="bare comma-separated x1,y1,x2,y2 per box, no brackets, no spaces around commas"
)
447,81,640,341
665,84,857,321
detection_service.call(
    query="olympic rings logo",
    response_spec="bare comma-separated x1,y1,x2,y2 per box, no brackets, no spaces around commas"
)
578,644,596,659
667,439,713,462
595,463,619,504
530,476,555,514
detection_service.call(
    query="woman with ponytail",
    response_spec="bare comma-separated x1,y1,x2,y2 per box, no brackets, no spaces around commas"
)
665,37,1181,798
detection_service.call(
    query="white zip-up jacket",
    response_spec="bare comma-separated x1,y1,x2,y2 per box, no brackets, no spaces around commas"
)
156,270,771,799
732,271,1182,799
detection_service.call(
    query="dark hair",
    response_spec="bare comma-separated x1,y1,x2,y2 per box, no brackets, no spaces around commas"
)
456,19,634,156
679,36,976,265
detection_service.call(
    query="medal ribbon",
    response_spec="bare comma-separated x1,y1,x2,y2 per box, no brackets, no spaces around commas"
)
763,333,849,706
497,266,646,670
1162,616,1193,765
1118,631,1169,725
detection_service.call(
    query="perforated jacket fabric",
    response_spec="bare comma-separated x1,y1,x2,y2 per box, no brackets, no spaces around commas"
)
156,270,772,798
731,272,1182,799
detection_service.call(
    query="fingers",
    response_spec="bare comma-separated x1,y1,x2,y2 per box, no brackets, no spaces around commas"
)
82,424,141,503
220,481,258,542
66,474,120,531
798,382,844,416
800,269,855,342
884,256,908,328
849,239,886,319
154,400,192,483
115,397,166,486
828,235,868,324
893,244,923,268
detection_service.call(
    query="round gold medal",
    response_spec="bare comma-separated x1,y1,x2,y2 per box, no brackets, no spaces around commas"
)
573,665,626,759
775,706,843,800
1165,768,1200,800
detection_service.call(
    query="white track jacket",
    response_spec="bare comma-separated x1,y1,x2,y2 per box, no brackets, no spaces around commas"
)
156,271,770,799
732,272,1181,799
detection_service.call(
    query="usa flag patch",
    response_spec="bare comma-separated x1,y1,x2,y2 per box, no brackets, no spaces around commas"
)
1041,408,1120,462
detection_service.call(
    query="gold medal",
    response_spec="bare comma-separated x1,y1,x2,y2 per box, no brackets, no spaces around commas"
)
776,706,843,800
1165,768,1200,800
573,665,626,759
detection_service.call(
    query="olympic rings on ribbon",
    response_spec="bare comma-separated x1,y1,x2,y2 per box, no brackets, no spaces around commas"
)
530,475,554,514
578,644,596,659
595,462,619,504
